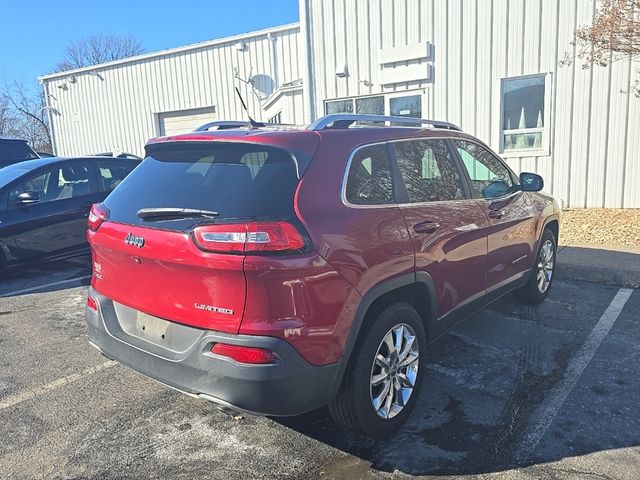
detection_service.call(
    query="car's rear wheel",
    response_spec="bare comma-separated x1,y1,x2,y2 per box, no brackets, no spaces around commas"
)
329,302,425,439
514,227,557,305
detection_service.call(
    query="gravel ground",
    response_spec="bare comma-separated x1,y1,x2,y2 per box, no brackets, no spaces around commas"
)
559,209,640,247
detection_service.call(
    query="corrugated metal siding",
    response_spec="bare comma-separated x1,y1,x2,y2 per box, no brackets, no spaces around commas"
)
305,0,640,208
42,25,302,158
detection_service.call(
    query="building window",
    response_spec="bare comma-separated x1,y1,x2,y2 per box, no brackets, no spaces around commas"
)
355,96,384,115
325,95,384,115
325,99,354,114
501,74,550,155
268,112,282,124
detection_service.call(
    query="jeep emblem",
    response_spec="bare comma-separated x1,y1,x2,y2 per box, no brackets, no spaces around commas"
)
125,233,145,248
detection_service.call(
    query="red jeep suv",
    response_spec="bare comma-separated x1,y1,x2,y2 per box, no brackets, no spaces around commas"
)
85,114,560,438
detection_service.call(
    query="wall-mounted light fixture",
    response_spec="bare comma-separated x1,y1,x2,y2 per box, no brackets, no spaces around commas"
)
335,63,349,78
235,41,247,52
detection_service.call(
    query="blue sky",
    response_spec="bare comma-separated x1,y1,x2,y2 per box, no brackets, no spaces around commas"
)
0,0,299,85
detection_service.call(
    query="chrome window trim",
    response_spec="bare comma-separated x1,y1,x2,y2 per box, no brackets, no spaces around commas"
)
341,136,522,210
340,141,395,209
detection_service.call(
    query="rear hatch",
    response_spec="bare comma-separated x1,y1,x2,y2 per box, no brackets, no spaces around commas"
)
89,140,312,333
0,139,39,167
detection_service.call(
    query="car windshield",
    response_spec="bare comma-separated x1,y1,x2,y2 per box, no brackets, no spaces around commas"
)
0,140,39,164
105,142,301,231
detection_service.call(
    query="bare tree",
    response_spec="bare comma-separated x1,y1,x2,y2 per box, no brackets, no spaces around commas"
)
2,81,52,153
564,0,640,96
0,94,20,137
54,34,144,72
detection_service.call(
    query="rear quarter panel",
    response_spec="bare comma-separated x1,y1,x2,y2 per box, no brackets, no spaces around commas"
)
291,132,416,363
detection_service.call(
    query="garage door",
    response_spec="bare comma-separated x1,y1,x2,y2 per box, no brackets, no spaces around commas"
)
158,107,216,136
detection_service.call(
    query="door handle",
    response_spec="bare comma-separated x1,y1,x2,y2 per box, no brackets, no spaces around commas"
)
413,221,440,234
489,209,505,219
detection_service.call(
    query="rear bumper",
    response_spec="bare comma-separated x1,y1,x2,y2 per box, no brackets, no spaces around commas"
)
86,287,342,416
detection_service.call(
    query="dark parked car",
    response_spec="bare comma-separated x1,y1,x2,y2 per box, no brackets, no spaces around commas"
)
0,156,139,272
85,114,560,438
0,137,39,168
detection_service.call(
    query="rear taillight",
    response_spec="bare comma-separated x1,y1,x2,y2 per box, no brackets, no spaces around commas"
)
86,295,98,311
211,343,276,364
193,221,305,254
87,203,110,231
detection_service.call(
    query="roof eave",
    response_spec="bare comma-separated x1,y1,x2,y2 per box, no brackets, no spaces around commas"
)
38,22,300,82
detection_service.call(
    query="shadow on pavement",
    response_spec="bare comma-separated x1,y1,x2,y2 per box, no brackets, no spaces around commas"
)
277,281,640,476
0,254,91,297
557,244,640,288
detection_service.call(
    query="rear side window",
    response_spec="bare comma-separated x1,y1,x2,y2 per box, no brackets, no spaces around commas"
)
393,139,465,203
98,161,137,192
344,144,394,205
105,143,300,230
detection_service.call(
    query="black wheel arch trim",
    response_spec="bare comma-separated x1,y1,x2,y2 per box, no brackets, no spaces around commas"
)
329,271,438,398
541,215,560,238
535,215,560,261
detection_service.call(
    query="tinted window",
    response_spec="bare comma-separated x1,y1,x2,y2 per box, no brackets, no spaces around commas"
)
394,140,465,203
0,140,38,163
105,143,300,230
98,161,136,192
9,163,92,204
454,140,516,199
345,144,394,205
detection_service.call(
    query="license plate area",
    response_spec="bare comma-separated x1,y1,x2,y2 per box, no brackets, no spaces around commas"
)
135,311,170,343
112,301,203,354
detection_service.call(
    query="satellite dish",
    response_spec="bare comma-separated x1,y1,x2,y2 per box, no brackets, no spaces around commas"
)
249,74,276,97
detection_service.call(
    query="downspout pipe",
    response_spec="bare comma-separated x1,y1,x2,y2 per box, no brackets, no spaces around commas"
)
299,0,316,123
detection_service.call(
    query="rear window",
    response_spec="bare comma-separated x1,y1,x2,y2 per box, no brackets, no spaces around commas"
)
0,140,38,163
105,143,300,230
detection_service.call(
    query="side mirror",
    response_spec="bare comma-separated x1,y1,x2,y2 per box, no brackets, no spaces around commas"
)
519,172,544,192
17,191,40,204
481,180,511,199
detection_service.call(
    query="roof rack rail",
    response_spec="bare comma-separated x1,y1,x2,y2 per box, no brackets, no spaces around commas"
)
307,114,462,131
194,121,251,132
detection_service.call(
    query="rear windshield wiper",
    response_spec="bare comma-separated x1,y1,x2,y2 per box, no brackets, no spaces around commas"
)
137,207,219,221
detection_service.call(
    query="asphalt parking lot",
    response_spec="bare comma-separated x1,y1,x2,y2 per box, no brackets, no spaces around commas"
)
0,261,638,480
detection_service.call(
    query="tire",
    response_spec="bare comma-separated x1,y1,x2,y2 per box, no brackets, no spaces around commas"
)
329,302,426,439
514,227,557,305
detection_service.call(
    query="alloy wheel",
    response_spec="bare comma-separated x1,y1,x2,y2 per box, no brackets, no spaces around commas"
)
537,239,555,293
369,323,420,420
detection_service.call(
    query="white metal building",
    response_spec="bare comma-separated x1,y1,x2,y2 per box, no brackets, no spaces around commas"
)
39,23,304,157
40,0,640,208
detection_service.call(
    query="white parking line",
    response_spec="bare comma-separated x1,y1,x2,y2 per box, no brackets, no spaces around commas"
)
0,360,117,411
0,275,91,297
517,287,634,459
